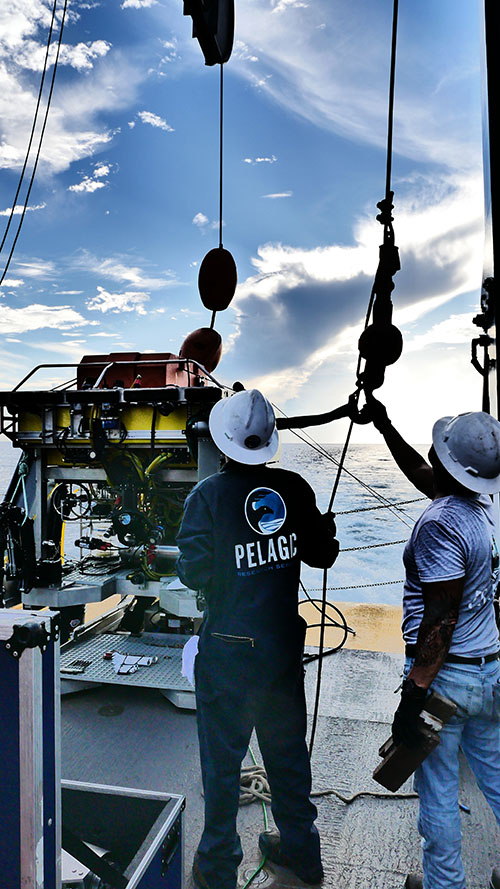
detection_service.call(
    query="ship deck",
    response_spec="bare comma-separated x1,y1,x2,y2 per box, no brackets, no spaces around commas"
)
61,631,500,889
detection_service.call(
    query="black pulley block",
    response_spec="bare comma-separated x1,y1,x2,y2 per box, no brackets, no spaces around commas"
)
358,322,403,366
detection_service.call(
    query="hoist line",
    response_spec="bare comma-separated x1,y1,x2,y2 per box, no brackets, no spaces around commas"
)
0,0,58,257
219,62,224,249
308,0,400,759
385,0,399,203
0,0,69,288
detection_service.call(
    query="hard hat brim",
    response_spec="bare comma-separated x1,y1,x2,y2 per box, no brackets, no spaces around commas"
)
432,415,500,494
209,397,279,465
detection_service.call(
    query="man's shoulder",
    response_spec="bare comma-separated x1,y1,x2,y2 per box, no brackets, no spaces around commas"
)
262,466,312,491
418,494,491,538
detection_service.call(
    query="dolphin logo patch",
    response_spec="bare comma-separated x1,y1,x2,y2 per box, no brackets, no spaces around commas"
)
244,487,286,535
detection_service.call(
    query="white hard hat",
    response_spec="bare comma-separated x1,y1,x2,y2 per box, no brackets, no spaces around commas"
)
432,411,500,494
209,389,279,465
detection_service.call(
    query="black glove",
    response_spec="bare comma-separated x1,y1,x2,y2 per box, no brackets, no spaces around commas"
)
392,678,428,748
321,512,337,537
357,393,391,432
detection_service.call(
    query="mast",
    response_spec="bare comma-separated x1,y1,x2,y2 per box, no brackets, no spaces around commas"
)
480,1,500,417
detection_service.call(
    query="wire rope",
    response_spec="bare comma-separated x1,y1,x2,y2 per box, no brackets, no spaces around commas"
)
0,0,58,256
0,0,69,287
308,0,400,759
219,62,224,250
274,408,415,527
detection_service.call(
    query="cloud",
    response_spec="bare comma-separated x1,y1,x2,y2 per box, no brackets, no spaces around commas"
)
73,251,174,289
0,202,46,216
272,0,309,12
193,212,209,229
1,278,24,288
192,212,220,233
137,110,174,132
7,259,55,278
262,191,292,199
232,41,259,63
231,0,481,170
0,5,147,175
69,177,107,193
121,0,158,7
243,155,277,165
224,172,483,399
404,313,476,353
0,303,91,335
69,161,115,192
14,40,111,73
87,286,150,314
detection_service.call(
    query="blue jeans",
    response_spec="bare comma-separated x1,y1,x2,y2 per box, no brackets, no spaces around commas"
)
404,657,500,889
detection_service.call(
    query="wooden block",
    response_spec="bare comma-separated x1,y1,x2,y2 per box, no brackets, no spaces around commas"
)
373,690,458,792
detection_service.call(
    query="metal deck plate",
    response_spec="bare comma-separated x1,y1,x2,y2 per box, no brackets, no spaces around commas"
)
60,632,193,693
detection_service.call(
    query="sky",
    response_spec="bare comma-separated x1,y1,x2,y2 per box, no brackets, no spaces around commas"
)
0,0,491,444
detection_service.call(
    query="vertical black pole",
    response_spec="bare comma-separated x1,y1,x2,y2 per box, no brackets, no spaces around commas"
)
483,1,500,416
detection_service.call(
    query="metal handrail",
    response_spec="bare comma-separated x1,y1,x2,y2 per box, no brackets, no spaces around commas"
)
12,358,232,393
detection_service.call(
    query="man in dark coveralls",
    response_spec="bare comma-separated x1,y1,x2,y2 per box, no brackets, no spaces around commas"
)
176,388,339,889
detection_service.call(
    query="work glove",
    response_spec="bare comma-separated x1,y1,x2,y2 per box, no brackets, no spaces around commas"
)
321,511,337,537
392,678,428,748
357,393,391,432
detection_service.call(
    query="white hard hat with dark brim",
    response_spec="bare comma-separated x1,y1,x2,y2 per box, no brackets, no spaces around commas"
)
432,411,500,494
209,390,279,465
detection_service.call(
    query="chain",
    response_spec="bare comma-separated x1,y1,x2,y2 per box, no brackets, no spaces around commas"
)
340,538,406,552
336,497,425,515
307,579,404,591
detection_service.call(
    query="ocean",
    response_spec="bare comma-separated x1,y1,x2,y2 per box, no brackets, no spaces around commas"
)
0,438,430,607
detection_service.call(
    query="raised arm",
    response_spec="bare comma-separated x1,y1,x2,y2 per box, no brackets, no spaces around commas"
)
359,394,434,498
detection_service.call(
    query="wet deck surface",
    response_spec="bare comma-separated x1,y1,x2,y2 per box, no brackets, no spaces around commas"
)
61,648,500,889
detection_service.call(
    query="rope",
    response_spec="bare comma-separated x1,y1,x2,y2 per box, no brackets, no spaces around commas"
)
311,788,417,804
385,0,399,204
308,0,400,758
274,413,414,528
239,761,418,808
239,765,271,805
0,0,69,287
0,0,58,256
219,62,224,250
240,749,269,889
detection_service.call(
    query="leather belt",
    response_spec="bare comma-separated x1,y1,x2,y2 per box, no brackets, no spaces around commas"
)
405,644,500,666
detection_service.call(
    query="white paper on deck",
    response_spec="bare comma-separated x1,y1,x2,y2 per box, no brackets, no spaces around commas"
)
181,634,199,687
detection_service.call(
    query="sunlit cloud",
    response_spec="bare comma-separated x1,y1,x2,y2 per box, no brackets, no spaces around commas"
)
262,191,292,199
244,155,277,165
137,110,174,132
121,0,158,8
0,304,91,335
0,202,46,216
73,251,175,289
87,285,150,314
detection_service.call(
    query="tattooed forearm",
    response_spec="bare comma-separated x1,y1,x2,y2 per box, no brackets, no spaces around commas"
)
408,577,463,688
413,616,457,668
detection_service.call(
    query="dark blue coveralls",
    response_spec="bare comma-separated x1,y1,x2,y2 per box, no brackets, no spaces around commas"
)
177,461,338,889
